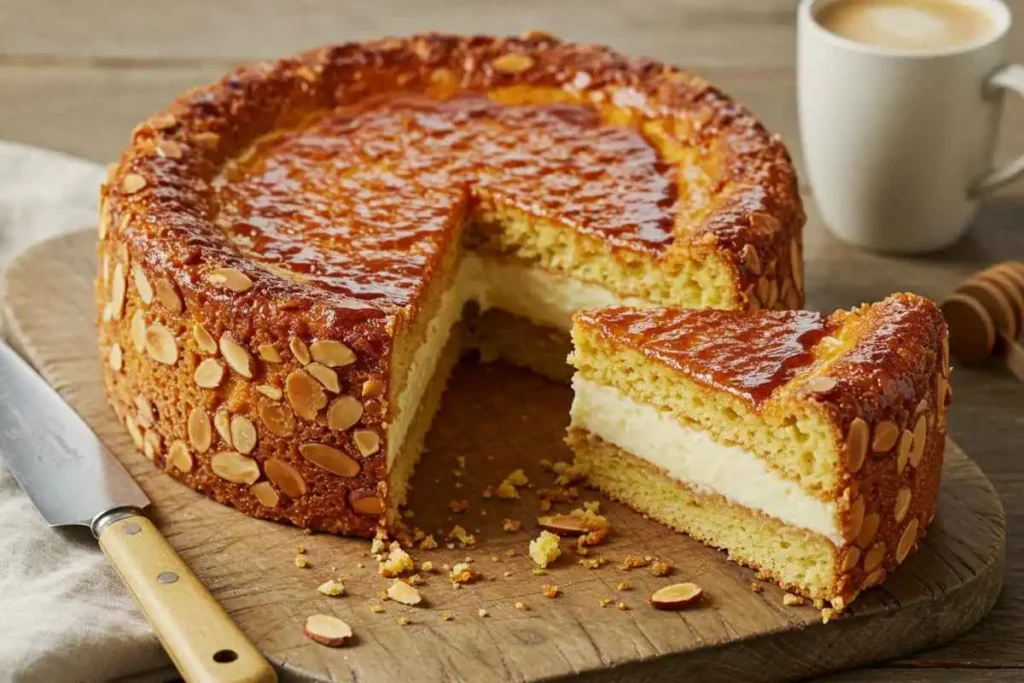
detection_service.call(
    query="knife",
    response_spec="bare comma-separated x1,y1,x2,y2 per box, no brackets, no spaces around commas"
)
0,343,276,683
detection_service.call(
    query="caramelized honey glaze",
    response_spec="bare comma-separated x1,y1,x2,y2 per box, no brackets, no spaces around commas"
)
577,306,829,404
215,93,678,308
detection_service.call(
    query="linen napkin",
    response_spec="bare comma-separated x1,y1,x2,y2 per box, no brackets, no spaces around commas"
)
0,142,169,683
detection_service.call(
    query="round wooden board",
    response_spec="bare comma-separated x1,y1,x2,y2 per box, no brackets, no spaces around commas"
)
1,232,1006,683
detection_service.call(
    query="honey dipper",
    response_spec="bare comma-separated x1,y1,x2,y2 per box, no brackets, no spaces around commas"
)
941,261,1024,380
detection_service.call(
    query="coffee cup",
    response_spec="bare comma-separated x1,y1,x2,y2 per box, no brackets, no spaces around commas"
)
798,0,1024,253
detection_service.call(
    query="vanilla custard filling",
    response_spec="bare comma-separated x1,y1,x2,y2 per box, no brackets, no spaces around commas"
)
569,376,843,544
387,253,649,470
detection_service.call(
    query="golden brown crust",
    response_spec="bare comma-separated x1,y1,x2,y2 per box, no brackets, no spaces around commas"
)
97,32,803,536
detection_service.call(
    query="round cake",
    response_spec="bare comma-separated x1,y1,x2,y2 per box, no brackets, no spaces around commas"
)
96,32,805,536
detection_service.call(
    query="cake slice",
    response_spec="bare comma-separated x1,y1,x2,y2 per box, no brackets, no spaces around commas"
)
567,293,950,607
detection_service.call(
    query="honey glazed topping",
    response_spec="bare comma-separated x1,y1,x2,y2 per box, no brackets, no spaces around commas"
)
578,307,829,404
214,93,680,308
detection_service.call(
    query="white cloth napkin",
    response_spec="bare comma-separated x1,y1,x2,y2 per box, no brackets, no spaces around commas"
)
0,142,169,683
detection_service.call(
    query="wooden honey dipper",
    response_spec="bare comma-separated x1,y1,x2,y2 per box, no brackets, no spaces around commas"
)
941,261,1024,380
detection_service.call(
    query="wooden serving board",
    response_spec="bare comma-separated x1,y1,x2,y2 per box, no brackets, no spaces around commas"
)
1,231,1007,683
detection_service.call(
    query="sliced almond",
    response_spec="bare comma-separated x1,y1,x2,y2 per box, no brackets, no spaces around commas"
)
210,451,260,485
310,340,356,368
895,486,912,523
740,243,761,275
250,481,280,508
121,173,147,194
194,358,226,388
258,399,296,437
897,429,913,473
256,384,283,400
132,265,154,304
156,140,183,160
258,344,282,363
872,420,899,452
143,430,162,462
856,512,880,548
219,333,255,378
790,240,803,292
214,410,232,447
840,546,861,573
150,113,177,130
538,513,603,537
387,580,422,606
842,495,865,542
806,376,836,394
862,568,886,590
145,323,178,365
110,263,127,319
230,415,258,454
290,337,311,365
327,396,363,431
909,415,927,467
863,542,886,573
306,362,340,393
134,395,155,428
941,335,950,377
649,583,704,610
125,415,144,449
207,267,253,292
167,441,193,473
299,443,360,477
193,323,217,354
304,614,353,648
194,131,220,149
896,517,919,564
353,430,381,457
286,369,327,421
130,310,147,351
187,407,212,453
844,417,869,474
491,53,534,74
155,279,182,313
108,343,124,372
350,491,385,516
264,458,307,498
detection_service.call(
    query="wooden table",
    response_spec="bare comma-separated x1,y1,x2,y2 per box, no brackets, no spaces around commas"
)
0,1,1021,680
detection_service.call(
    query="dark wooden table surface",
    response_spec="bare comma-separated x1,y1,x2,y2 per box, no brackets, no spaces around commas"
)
0,1,1021,680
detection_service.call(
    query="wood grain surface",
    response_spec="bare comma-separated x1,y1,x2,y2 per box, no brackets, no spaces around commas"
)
0,231,1008,682
1,1,1023,680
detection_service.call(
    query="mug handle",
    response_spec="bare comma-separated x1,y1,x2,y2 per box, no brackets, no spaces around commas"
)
973,64,1024,195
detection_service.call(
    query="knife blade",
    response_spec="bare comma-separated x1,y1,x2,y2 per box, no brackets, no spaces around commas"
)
0,343,276,683
0,342,149,528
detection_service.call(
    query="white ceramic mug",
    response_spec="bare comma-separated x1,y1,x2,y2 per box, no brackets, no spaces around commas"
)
798,0,1024,253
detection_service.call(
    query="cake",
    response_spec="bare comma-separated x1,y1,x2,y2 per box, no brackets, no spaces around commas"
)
95,32,804,536
567,293,951,606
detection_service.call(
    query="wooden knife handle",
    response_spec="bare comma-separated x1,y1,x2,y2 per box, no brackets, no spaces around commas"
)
96,512,277,683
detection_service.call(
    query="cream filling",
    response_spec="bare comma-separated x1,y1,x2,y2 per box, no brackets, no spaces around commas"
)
569,376,843,544
387,254,647,470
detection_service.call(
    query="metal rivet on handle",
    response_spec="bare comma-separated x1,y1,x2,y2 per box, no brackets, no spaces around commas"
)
122,521,142,535
157,571,179,584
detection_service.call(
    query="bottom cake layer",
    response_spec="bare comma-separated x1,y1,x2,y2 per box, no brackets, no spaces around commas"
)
567,427,842,601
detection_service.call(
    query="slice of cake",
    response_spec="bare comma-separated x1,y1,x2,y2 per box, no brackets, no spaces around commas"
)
567,293,950,607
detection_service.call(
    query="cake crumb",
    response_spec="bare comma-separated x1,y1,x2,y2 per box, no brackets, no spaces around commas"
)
538,500,552,513
529,531,562,568
295,545,307,554
750,581,764,593
504,549,516,557
821,608,836,624
531,568,547,576
397,617,411,626
450,562,482,585
370,529,389,557
813,598,825,610
503,570,513,578
503,518,522,532
617,580,631,591
456,455,466,469
317,580,346,596
616,602,629,611
419,533,438,550
650,561,673,577
620,555,650,571
420,560,435,573
448,525,476,547
542,584,560,599
369,604,384,613
407,574,426,586
578,556,609,570
539,459,554,471
403,509,415,519
441,612,454,621
552,461,569,474
494,481,518,499
478,608,489,618
378,542,414,577
482,486,494,499
514,601,530,612
582,501,601,514
295,555,310,569
554,463,588,486
506,469,529,486
783,593,807,607
599,597,614,607
448,500,470,513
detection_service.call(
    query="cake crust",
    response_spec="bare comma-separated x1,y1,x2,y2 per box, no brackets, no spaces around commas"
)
97,32,804,536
